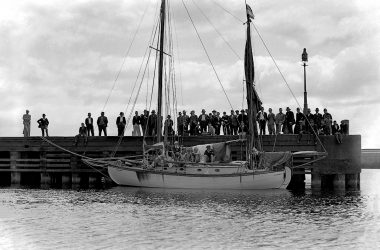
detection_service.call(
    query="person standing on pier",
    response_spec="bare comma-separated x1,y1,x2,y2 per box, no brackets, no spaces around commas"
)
132,111,141,136
229,110,238,135
85,113,94,136
147,110,157,136
267,108,275,135
198,109,209,133
275,108,285,134
116,112,126,136
284,107,295,134
221,111,230,135
23,110,31,137
37,114,49,137
140,110,148,136
189,110,198,136
97,112,108,136
74,123,88,146
294,107,304,134
256,107,268,135
314,108,323,133
323,108,333,135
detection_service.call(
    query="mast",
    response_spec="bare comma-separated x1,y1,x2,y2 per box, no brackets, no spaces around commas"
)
157,0,166,143
244,4,261,166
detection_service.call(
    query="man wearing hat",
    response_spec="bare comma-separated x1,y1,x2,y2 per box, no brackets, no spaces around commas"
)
221,111,230,135
314,108,323,133
182,110,190,135
322,108,332,135
198,109,209,133
85,112,94,136
140,110,149,136
116,112,127,136
284,107,295,134
97,112,108,136
189,110,198,135
37,114,49,137
148,110,157,136
256,107,268,135
177,111,183,135
238,109,248,128
229,110,238,135
211,110,221,135
164,115,174,136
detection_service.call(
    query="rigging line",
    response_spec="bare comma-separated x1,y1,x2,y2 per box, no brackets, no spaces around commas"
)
40,137,110,178
121,13,160,133
171,9,184,107
191,0,241,60
112,47,154,156
252,23,327,153
113,13,161,155
101,3,150,112
168,3,178,124
123,45,150,122
212,0,245,24
181,0,234,111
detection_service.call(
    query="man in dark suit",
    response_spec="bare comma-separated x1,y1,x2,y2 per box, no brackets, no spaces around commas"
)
116,112,126,136
256,107,268,135
140,110,148,136
284,107,295,134
148,110,157,136
314,108,323,133
74,123,88,146
85,113,94,136
37,114,49,137
97,112,108,136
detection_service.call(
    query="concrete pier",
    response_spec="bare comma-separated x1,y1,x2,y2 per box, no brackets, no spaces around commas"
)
0,135,361,190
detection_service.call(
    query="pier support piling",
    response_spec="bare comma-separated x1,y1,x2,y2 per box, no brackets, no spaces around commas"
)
333,174,346,190
62,174,71,189
346,173,359,190
10,152,21,187
311,172,321,189
72,173,81,189
40,173,51,189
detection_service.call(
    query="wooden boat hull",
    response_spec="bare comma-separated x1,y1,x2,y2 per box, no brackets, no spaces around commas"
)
108,165,292,190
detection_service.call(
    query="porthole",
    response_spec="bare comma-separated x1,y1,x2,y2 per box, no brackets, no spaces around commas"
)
197,169,202,172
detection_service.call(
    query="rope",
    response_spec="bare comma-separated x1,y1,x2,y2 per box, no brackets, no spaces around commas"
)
102,3,149,112
252,23,327,153
39,137,110,178
191,0,241,60
181,0,235,111
212,0,245,23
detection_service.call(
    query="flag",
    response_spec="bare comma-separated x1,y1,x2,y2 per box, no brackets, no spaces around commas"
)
246,4,255,21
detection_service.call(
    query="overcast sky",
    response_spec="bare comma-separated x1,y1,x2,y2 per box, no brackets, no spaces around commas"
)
0,0,379,148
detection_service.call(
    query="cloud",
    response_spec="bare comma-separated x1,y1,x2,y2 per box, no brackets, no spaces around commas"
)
0,0,379,148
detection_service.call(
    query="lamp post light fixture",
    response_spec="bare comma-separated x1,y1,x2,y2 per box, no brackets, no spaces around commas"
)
302,48,308,115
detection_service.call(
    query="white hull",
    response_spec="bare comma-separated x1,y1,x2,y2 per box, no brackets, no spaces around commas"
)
108,165,292,190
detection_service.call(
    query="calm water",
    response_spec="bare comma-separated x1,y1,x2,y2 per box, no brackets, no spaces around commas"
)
0,170,379,250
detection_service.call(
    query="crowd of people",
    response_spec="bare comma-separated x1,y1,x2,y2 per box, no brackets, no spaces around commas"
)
23,106,347,145
130,107,347,138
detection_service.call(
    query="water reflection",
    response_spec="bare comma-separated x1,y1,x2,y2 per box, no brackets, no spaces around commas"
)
0,170,379,249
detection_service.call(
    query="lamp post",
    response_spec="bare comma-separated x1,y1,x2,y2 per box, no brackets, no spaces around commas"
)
302,48,308,115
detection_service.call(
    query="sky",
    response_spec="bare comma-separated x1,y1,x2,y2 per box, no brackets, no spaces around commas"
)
0,0,379,148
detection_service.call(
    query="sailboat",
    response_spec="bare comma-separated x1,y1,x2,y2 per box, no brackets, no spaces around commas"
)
83,1,326,189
